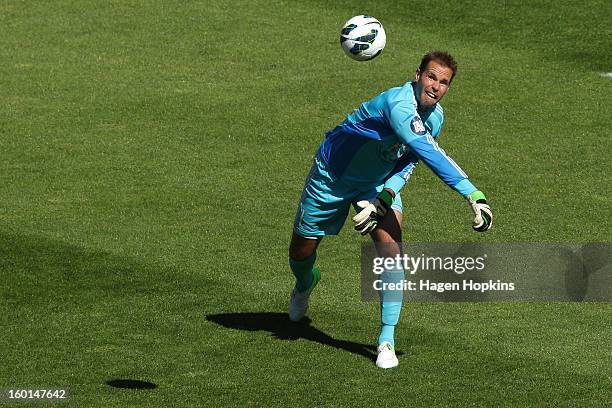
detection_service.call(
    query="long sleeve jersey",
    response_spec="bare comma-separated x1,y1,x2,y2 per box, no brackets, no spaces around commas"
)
318,81,477,197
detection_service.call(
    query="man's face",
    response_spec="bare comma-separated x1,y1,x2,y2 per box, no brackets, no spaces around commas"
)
414,60,454,111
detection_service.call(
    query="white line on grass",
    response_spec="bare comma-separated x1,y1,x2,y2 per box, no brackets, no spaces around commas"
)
599,72,612,78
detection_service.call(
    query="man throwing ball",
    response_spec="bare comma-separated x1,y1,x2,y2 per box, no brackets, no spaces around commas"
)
288,51,493,368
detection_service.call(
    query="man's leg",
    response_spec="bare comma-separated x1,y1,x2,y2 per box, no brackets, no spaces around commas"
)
288,233,323,322
370,209,403,368
289,232,322,292
289,155,353,321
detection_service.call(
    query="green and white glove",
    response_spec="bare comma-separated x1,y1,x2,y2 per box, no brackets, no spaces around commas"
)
352,190,394,235
467,191,493,232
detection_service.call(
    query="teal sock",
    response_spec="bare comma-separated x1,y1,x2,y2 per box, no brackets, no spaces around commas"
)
378,324,396,347
378,268,404,346
289,252,317,293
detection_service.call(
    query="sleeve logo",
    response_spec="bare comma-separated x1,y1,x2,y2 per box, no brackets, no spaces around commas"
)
410,116,427,135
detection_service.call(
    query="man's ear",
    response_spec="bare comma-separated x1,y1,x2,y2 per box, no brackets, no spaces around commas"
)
415,69,422,81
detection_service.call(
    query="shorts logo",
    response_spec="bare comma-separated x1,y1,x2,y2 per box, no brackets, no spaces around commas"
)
410,116,427,135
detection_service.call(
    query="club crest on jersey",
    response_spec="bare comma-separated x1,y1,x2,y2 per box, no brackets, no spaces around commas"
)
410,116,427,135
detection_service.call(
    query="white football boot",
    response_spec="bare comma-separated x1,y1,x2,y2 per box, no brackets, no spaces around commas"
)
376,342,399,369
288,267,320,322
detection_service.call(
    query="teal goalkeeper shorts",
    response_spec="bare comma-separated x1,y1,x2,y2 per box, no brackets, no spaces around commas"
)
293,155,403,238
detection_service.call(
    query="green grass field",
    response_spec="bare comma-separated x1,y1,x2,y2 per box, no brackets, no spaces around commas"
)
1,0,611,406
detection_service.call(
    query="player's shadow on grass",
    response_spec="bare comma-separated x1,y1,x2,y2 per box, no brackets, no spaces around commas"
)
206,312,400,362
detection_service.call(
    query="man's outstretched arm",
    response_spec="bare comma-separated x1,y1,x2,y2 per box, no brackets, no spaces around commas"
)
389,109,493,231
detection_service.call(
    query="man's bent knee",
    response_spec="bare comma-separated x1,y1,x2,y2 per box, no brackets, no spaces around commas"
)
289,232,322,261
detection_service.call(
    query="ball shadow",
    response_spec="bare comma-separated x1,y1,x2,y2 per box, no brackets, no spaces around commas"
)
106,379,158,390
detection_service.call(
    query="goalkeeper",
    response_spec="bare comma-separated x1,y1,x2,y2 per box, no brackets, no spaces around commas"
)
288,51,493,369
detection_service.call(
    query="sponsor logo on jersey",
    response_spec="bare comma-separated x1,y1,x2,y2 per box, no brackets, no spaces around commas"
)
410,116,427,135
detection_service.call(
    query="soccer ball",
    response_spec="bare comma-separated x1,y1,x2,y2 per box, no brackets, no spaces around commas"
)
340,15,386,61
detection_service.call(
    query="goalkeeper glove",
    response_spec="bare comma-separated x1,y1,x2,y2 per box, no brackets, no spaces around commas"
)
352,190,394,235
467,191,493,232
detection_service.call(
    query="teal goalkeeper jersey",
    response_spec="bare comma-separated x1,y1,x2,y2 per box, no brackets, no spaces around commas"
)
318,81,477,197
